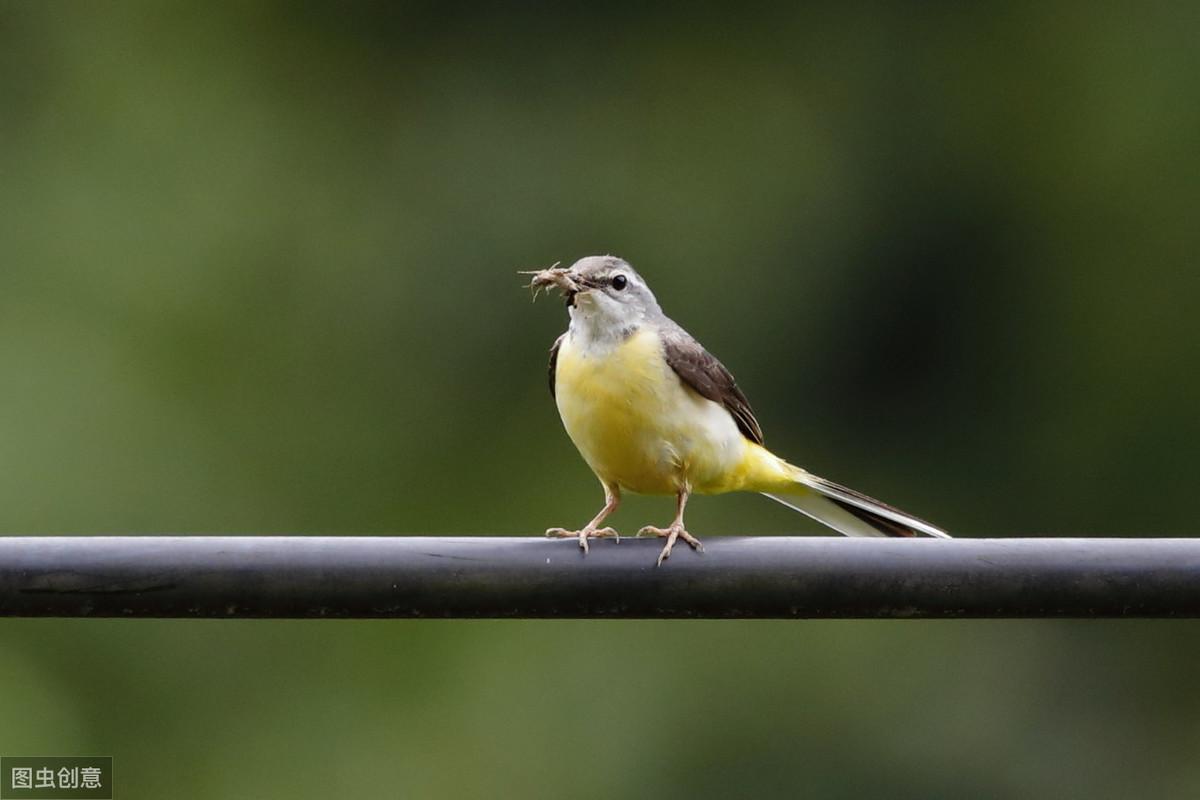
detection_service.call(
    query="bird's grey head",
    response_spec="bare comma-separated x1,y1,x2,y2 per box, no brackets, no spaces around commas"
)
564,255,661,329
526,255,662,339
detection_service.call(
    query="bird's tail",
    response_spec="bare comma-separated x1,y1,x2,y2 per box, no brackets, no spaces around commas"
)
762,463,950,539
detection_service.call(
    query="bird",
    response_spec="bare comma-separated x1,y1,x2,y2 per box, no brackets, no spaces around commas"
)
523,255,948,566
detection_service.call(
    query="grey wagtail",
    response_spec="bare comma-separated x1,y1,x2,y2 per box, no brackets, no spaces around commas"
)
524,255,948,566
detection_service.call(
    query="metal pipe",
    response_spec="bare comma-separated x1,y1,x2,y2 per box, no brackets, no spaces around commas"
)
0,536,1197,619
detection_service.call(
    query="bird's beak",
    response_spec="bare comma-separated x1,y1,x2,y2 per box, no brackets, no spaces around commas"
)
521,265,583,307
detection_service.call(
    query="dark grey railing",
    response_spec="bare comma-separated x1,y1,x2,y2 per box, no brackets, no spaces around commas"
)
0,536,1197,618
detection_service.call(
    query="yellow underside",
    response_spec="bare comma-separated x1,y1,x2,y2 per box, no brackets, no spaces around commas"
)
554,328,800,496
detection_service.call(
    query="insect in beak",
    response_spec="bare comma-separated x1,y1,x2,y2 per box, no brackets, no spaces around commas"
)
520,264,582,306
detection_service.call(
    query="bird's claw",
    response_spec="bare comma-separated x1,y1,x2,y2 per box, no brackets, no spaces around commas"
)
545,526,620,554
638,525,704,566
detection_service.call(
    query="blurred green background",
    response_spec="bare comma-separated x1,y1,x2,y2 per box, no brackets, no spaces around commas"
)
2,2,1199,797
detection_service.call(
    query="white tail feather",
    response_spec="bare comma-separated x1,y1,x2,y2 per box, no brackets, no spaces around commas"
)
761,491,892,537
763,472,950,539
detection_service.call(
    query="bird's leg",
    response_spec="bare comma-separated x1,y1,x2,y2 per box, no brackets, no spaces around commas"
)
638,490,703,566
545,483,621,553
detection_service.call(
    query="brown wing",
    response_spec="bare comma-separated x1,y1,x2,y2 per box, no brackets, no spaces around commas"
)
547,333,565,399
660,324,764,445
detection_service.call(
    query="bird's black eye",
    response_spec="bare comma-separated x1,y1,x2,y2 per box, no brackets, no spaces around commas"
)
611,274,628,291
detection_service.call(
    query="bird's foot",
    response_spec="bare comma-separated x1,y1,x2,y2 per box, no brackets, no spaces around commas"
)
637,524,704,566
545,526,620,554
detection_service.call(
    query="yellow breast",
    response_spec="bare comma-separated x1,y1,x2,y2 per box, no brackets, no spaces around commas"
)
554,327,753,495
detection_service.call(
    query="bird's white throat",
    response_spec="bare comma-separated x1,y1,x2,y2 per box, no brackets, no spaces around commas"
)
568,294,653,354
